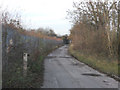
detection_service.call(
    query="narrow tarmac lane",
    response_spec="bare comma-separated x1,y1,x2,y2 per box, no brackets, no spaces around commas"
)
42,45,118,88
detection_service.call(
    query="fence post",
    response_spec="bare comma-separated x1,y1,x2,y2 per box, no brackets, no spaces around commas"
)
23,53,28,77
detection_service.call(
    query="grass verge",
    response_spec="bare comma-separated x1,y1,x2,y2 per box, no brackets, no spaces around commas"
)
23,45,63,88
3,45,63,88
69,45,119,81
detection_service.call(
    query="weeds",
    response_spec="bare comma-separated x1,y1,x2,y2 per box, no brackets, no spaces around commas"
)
2,25,62,88
69,45,118,76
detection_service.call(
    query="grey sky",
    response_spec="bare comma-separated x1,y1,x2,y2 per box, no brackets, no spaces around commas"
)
0,0,80,35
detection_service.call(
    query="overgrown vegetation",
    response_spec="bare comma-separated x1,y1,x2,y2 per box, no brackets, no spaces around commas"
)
69,45,118,76
67,1,120,77
2,10,62,88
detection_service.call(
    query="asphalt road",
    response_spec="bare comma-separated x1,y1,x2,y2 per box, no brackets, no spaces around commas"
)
42,45,118,88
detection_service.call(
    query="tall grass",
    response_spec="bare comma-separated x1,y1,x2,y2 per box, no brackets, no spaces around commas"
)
69,45,118,76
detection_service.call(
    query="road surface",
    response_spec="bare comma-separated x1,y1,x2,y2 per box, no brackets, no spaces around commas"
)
42,45,118,88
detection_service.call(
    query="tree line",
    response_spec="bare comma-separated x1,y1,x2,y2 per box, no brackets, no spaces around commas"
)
67,1,120,59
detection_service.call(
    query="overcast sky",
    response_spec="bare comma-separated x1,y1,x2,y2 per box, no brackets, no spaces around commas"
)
0,0,80,35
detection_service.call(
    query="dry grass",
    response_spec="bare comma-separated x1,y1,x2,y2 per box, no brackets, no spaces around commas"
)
69,45,118,76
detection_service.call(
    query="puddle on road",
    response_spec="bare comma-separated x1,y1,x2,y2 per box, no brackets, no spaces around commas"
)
81,73,101,77
71,62,85,67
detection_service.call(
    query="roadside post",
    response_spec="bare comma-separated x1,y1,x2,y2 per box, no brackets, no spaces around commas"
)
23,53,28,77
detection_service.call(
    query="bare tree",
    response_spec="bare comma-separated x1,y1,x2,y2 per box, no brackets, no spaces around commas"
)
67,1,118,57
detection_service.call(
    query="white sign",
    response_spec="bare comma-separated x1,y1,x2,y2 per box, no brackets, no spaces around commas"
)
9,39,13,45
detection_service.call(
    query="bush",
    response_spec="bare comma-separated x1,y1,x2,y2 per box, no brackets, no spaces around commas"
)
2,25,62,88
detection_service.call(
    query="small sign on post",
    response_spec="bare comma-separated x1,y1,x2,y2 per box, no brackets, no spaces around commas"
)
9,39,13,45
23,53,28,77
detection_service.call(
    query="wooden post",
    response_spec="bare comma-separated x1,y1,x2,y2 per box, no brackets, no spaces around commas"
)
23,53,28,77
